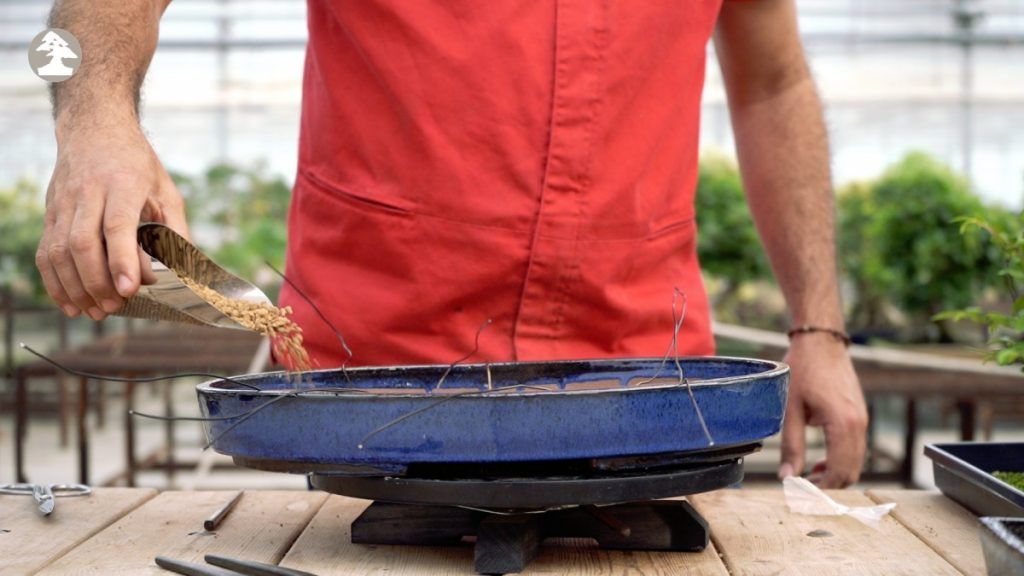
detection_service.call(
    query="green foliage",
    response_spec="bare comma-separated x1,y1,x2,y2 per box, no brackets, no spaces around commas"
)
864,153,991,328
0,180,45,302
695,154,771,288
935,211,1024,367
993,471,1024,492
837,181,890,329
172,162,290,290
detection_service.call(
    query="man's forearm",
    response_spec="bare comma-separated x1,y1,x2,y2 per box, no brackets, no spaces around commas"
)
37,0,186,322
49,0,169,140
715,0,866,487
729,77,843,329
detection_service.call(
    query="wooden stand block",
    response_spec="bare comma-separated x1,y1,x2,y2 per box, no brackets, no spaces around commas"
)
350,500,709,575
351,502,477,546
474,514,540,574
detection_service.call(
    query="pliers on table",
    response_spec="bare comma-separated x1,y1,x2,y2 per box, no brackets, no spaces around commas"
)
155,555,317,576
0,483,91,516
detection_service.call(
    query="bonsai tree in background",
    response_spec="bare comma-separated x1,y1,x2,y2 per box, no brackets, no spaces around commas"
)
937,210,1024,487
866,152,992,342
695,154,772,318
173,163,290,296
837,181,891,333
0,180,46,304
936,210,1024,366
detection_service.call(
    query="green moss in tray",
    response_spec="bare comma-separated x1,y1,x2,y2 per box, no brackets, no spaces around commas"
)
993,471,1024,492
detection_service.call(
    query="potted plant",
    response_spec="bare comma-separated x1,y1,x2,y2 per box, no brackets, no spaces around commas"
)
926,210,1024,574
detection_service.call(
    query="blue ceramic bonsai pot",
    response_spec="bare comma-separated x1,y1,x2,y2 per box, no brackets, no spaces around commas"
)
196,357,788,473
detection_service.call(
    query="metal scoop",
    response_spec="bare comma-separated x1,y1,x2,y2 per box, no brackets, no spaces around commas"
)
115,222,272,330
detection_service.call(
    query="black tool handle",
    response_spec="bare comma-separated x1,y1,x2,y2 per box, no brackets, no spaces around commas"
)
205,555,319,576
154,556,238,576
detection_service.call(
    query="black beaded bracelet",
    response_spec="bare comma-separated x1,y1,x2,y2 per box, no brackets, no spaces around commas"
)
786,324,852,347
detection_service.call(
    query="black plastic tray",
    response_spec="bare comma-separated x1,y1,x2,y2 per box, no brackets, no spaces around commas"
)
925,442,1024,517
979,517,1024,576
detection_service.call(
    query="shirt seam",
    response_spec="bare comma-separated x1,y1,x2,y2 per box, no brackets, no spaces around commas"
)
509,0,565,359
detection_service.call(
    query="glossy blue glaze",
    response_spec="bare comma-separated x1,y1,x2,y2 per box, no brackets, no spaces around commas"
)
196,357,788,467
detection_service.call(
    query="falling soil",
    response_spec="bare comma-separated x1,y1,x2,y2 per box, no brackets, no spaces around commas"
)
180,276,313,374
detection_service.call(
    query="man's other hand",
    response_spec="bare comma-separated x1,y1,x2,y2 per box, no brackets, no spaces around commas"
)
36,125,188,321
779,334,868,488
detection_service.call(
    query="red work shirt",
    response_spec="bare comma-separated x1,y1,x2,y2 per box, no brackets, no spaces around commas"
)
280,1,722,367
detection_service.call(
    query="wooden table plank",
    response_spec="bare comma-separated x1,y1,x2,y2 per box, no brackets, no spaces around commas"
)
0,488,156,576
280,496,730,575
866,490,985,576
35,490,327,575
690,489,964,576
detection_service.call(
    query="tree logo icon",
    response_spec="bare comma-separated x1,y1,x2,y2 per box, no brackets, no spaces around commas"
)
28,29,82,82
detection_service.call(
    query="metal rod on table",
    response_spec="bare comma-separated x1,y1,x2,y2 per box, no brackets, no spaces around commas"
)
204,491,243,532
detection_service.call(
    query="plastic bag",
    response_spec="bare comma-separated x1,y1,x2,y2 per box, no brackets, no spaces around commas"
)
783,476,895,530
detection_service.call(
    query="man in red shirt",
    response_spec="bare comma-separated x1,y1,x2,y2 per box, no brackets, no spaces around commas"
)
36,0,867,487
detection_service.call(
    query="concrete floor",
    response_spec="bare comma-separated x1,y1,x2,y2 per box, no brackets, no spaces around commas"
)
2,380,1022,491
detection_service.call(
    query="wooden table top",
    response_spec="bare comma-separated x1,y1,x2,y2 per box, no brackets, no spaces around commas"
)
0,488,986,575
